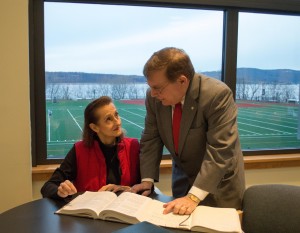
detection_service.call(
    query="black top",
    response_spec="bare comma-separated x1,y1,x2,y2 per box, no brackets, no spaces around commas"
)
99,139,121,185
41,137,121,200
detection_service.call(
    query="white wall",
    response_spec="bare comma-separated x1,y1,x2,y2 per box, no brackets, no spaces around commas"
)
245,167,300,187
0,0,32,213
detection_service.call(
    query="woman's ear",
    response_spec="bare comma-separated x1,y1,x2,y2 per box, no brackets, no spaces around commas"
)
89,123,99,133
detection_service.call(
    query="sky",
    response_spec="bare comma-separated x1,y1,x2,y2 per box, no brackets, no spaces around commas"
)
44,2,300,75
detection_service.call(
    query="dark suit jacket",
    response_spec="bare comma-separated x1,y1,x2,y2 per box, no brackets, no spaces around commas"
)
140,74,245,209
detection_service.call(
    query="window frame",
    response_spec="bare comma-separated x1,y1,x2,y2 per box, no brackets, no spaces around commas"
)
29,0,300,165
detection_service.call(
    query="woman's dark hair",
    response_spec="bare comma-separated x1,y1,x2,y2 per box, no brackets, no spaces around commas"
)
143,47,195,82
82,96,115,147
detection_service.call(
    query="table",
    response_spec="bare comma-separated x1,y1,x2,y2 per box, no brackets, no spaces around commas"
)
0,191,188,233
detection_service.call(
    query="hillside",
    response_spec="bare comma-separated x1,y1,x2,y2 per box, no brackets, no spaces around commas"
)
46,68,300,84
203,68,300,84
46,72,145,84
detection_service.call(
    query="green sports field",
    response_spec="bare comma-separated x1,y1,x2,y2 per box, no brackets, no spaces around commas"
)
46,99,300,158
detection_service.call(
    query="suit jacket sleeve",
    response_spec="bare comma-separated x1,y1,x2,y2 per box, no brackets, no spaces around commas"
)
139,89,164,182
194,81,242,194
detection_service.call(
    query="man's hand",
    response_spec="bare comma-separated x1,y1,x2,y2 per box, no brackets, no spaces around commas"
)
130,181,153,196
98,184,130,193
163,196,199,215
57,180,77,198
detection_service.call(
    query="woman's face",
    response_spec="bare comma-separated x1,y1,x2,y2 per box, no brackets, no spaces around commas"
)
89,103,122,144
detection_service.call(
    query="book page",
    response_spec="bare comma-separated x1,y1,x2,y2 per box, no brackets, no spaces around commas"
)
137,199,191,230
57,191,117,218
190,206,242,233
100,192,152,221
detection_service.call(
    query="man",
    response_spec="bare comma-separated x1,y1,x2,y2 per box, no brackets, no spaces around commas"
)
131,47,245,215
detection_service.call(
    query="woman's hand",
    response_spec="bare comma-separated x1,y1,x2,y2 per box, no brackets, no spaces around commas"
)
57,180,77,198
98,184,131,193
130,181,153,196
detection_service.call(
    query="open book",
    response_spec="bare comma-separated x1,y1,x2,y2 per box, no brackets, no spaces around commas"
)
56,191,242,233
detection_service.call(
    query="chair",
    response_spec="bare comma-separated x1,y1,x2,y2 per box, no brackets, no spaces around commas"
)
241,184,300,233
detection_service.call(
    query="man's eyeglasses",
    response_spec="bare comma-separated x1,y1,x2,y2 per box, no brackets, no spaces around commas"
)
148,81,170,94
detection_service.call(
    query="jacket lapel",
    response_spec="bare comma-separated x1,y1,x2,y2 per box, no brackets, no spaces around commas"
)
158,103,173,152
178,75,201,156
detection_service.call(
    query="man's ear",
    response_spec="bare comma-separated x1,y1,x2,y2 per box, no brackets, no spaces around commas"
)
89,123,98,133
178,75,188,85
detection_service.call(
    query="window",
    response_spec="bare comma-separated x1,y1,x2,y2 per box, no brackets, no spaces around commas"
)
30,0,300,165
42,2,223,160
237,12,300,150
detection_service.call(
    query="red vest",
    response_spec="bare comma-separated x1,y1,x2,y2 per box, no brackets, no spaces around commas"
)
74,138,140,192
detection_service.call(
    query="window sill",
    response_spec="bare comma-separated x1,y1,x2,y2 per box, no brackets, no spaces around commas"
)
243,154,300,169
32,154,300,178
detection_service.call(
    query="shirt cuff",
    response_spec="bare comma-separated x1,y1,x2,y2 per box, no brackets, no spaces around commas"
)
189,186,209,201
142,178,154,183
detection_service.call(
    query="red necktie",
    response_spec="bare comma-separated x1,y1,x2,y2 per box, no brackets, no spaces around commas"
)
173,103,182,154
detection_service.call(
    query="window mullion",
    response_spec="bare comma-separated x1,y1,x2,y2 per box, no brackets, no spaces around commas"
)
222,9,238,100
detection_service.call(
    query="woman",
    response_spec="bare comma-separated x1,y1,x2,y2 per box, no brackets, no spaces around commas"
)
41,96,140,199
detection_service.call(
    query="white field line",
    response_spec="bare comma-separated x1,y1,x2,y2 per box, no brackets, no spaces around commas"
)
121,117,144,129
238,122,291,134
240,133,296,138
121,109,145,118
238,128,262,135
48,112,51,142
67,109,83,132
238,109,297,123
238,116,298,130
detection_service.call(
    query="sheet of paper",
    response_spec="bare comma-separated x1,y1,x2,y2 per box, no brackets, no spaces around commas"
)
137,199,190,229
104,192,151,217
62,191,116,214
191,206,242,233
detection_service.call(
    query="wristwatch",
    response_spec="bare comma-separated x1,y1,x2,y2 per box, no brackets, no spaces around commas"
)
187,193,201,204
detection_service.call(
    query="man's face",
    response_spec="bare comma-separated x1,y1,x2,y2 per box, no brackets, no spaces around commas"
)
146,69,188,106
